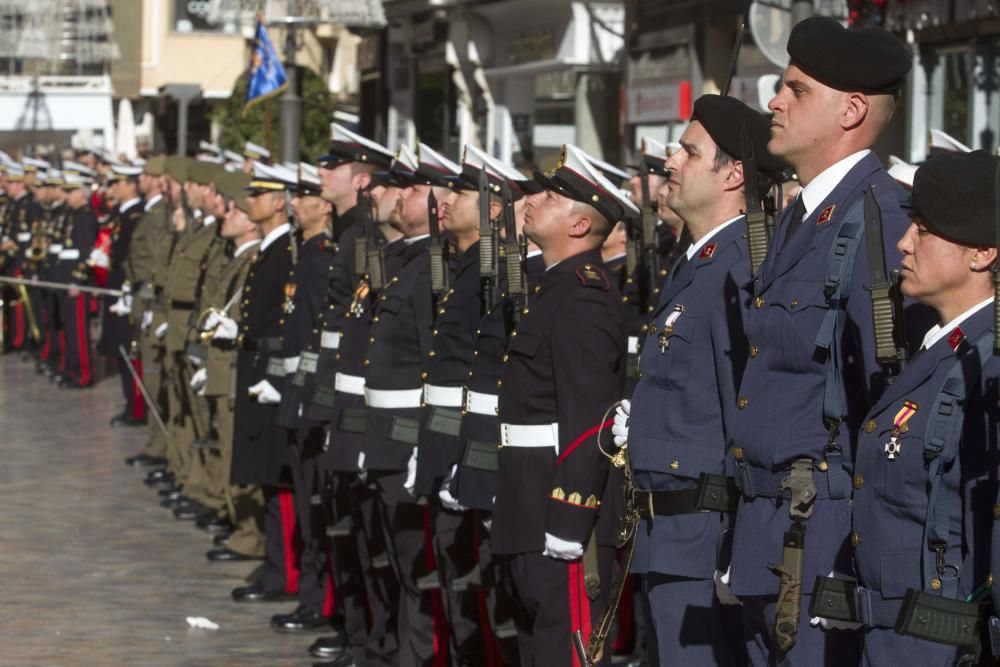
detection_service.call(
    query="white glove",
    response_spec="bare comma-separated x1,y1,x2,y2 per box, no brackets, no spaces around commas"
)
357,451,366,471
810,571,862,630
248,379,281,404
612,399,631,447
211,316,238,341
438,465,468,511
154,322,168,339
140,309,153,331
543,533,584,561
121,282,132,294
403,448,418,496
88,247,110,269
189,367,207,390
109,294,132,316
714,568,741,606
203,311,221,332
187,354,203,367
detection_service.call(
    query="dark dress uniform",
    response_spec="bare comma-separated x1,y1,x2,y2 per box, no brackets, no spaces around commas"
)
493,248,627,667
52,203,98,387
4,190,43,351
230,223,296,594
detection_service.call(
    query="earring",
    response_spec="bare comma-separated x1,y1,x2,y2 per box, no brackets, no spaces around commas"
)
971,262,977,270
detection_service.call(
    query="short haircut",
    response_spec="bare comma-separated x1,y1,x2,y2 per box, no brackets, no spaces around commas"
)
571,200,613,239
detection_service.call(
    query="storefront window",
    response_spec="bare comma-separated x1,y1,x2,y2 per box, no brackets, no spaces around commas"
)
173,0,240,34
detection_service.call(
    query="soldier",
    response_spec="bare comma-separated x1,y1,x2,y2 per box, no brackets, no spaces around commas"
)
226,162,298,603
808,151,1000,664
492,143,636,666
37,168,68,378
611,95,785,665
198,170,265,562
724,17,919,664
1,160,44,352
99,165,145,426
243,141,272,175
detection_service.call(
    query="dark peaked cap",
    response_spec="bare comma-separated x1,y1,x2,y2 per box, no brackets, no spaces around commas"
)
690,94,787,178
787,17,910,94
911,150,999,248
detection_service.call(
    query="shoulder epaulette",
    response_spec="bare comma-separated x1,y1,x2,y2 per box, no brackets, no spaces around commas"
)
576,263,610,290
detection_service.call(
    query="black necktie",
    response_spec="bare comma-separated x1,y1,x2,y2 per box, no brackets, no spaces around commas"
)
783,196,807,247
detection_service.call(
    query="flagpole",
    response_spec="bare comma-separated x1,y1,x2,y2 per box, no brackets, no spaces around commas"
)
265,99,273,157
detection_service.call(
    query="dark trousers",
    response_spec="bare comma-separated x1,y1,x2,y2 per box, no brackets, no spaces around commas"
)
288,428,329,615
57,292,91,386
432,508,490,664
741,594,860,667
374,470,440,667
256,484,299,595
503,547,615,667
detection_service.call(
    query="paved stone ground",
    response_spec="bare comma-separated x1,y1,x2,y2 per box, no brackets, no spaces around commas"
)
0,353,322,666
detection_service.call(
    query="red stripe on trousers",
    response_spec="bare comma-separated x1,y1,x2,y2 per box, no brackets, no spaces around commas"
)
613,570,634,652
578,560,592,648
278,489,300,594
58,331,66,372
568,561,582,667
556,419,615,465
422,505,450,667
471,514,501,667
75,295,90,385
323,544,336,618
40,329,51,361
132,359,145,420
12,301,24,349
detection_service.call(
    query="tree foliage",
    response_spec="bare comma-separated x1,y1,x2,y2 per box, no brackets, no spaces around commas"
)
212,65,335,162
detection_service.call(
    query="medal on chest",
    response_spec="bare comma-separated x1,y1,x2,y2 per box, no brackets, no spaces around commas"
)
658,305,684,353
884,400,918,461
349,281,370,318
283,282,297,314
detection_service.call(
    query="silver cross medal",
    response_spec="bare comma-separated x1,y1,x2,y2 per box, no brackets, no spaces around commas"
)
884,433,902,461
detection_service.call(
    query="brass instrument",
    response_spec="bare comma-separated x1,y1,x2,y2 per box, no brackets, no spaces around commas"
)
14,283,40,343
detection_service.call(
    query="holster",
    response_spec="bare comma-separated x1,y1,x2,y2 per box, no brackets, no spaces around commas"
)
808,575,858,623
896,589,986,649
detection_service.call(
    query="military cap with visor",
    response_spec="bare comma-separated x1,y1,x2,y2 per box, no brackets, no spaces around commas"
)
533,144,641,223
319,123,394,170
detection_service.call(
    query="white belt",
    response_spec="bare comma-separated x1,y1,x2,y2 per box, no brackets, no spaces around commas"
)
627,336,639,355
321,330,342,350
365,386,423,409
16,232,31,243
335,372,366,396
59,249,80,260
422,384,463,408
464,389,498,416
500,422,559,451
283,355,300,375
48,243,63,254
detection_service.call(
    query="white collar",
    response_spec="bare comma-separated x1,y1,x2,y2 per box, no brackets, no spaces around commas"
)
143,194,163,212
604,251,626,263
233,239,261,258
119,197,142,213
921,297,993,350
260,222,290,251
203,215,216,227
686,215,743,260
800,150,871,217
526,248,543,259
403,233,430,245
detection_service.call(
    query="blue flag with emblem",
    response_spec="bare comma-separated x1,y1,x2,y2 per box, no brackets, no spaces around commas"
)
245,19,287,110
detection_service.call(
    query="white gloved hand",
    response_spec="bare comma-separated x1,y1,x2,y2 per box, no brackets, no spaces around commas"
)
189,367,207,390
211,316,238,341
357,451,366,471
248,379,281,404
612,399,631,447
187,354,203,367
714,568,741,606
109,294,132,316
88,247,110,269
543,533,585,561
438,465,468,511
154,322,168,339
140,309,153,331
810,571,862,630
203,311,221,332
403,448,418,496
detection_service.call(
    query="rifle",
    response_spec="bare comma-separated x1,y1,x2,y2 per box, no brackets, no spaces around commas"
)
427,190,449,307
638,149,661,314
721,18,745,97
740,121,769,276
994,160,1000,355
501,179,526,323
285,189,298,266
478,168,497,316
863,186,908,381
364,195,387,291
354,189,370,281
179,187,195,237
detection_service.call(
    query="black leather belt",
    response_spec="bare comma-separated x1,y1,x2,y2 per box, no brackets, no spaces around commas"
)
635,474,739,517
169,299,195,311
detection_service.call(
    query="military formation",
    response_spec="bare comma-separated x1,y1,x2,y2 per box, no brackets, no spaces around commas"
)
2,15,1000,667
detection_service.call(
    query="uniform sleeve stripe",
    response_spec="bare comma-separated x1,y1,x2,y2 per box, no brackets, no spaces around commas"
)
556,418,614,465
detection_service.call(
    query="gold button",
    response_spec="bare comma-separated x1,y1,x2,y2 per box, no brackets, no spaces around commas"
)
865,420,877,433
335,353,341,361
373,316,379,322
640,324,649,333
362,359,370,366
533,286,541,294
669,459,679,470
850,531,860,547
993,504,1000,520
749,344,759,358
496,380,502,388
931,578,942,590
731,447,743,460
817,460,829,472
420,372,428,380
753,296,764,309
503,354,509,363
368,336,375,344
428,350,436,357
853,474,864,490
432,329,438,336
438,308,445,315
737,397,748,409
790,298,799,309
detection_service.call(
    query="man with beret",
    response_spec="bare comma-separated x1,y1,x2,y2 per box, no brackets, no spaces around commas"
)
612,94,784,665
725,16,922,665
809,151,1000,664
491,143,633,666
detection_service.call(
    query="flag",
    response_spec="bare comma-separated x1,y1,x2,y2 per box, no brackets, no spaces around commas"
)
245,18,287,110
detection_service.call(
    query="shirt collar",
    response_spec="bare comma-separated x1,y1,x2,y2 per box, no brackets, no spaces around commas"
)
233,239,261,258
260,222,290,251
143,194,163,212
404,233,430,245
921,297,994,350
800,150,871,217
686,214,743,260
119,197,142,213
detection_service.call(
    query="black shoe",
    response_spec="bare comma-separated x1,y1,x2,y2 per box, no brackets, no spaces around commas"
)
212,532,231,547
198,514,233,534
161,495,192,510
271,605,329,632
174,503,210,521
308,631,346,658
124,453,164,467
207,547,261,562
313,654,356,667
158,485,182,497
231,584,295,603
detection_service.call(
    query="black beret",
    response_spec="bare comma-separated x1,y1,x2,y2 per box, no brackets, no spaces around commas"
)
912,150,998,247
690,94,786,178
787,17,910,94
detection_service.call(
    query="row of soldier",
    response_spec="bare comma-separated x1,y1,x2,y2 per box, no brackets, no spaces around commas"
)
4,15,1000,667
